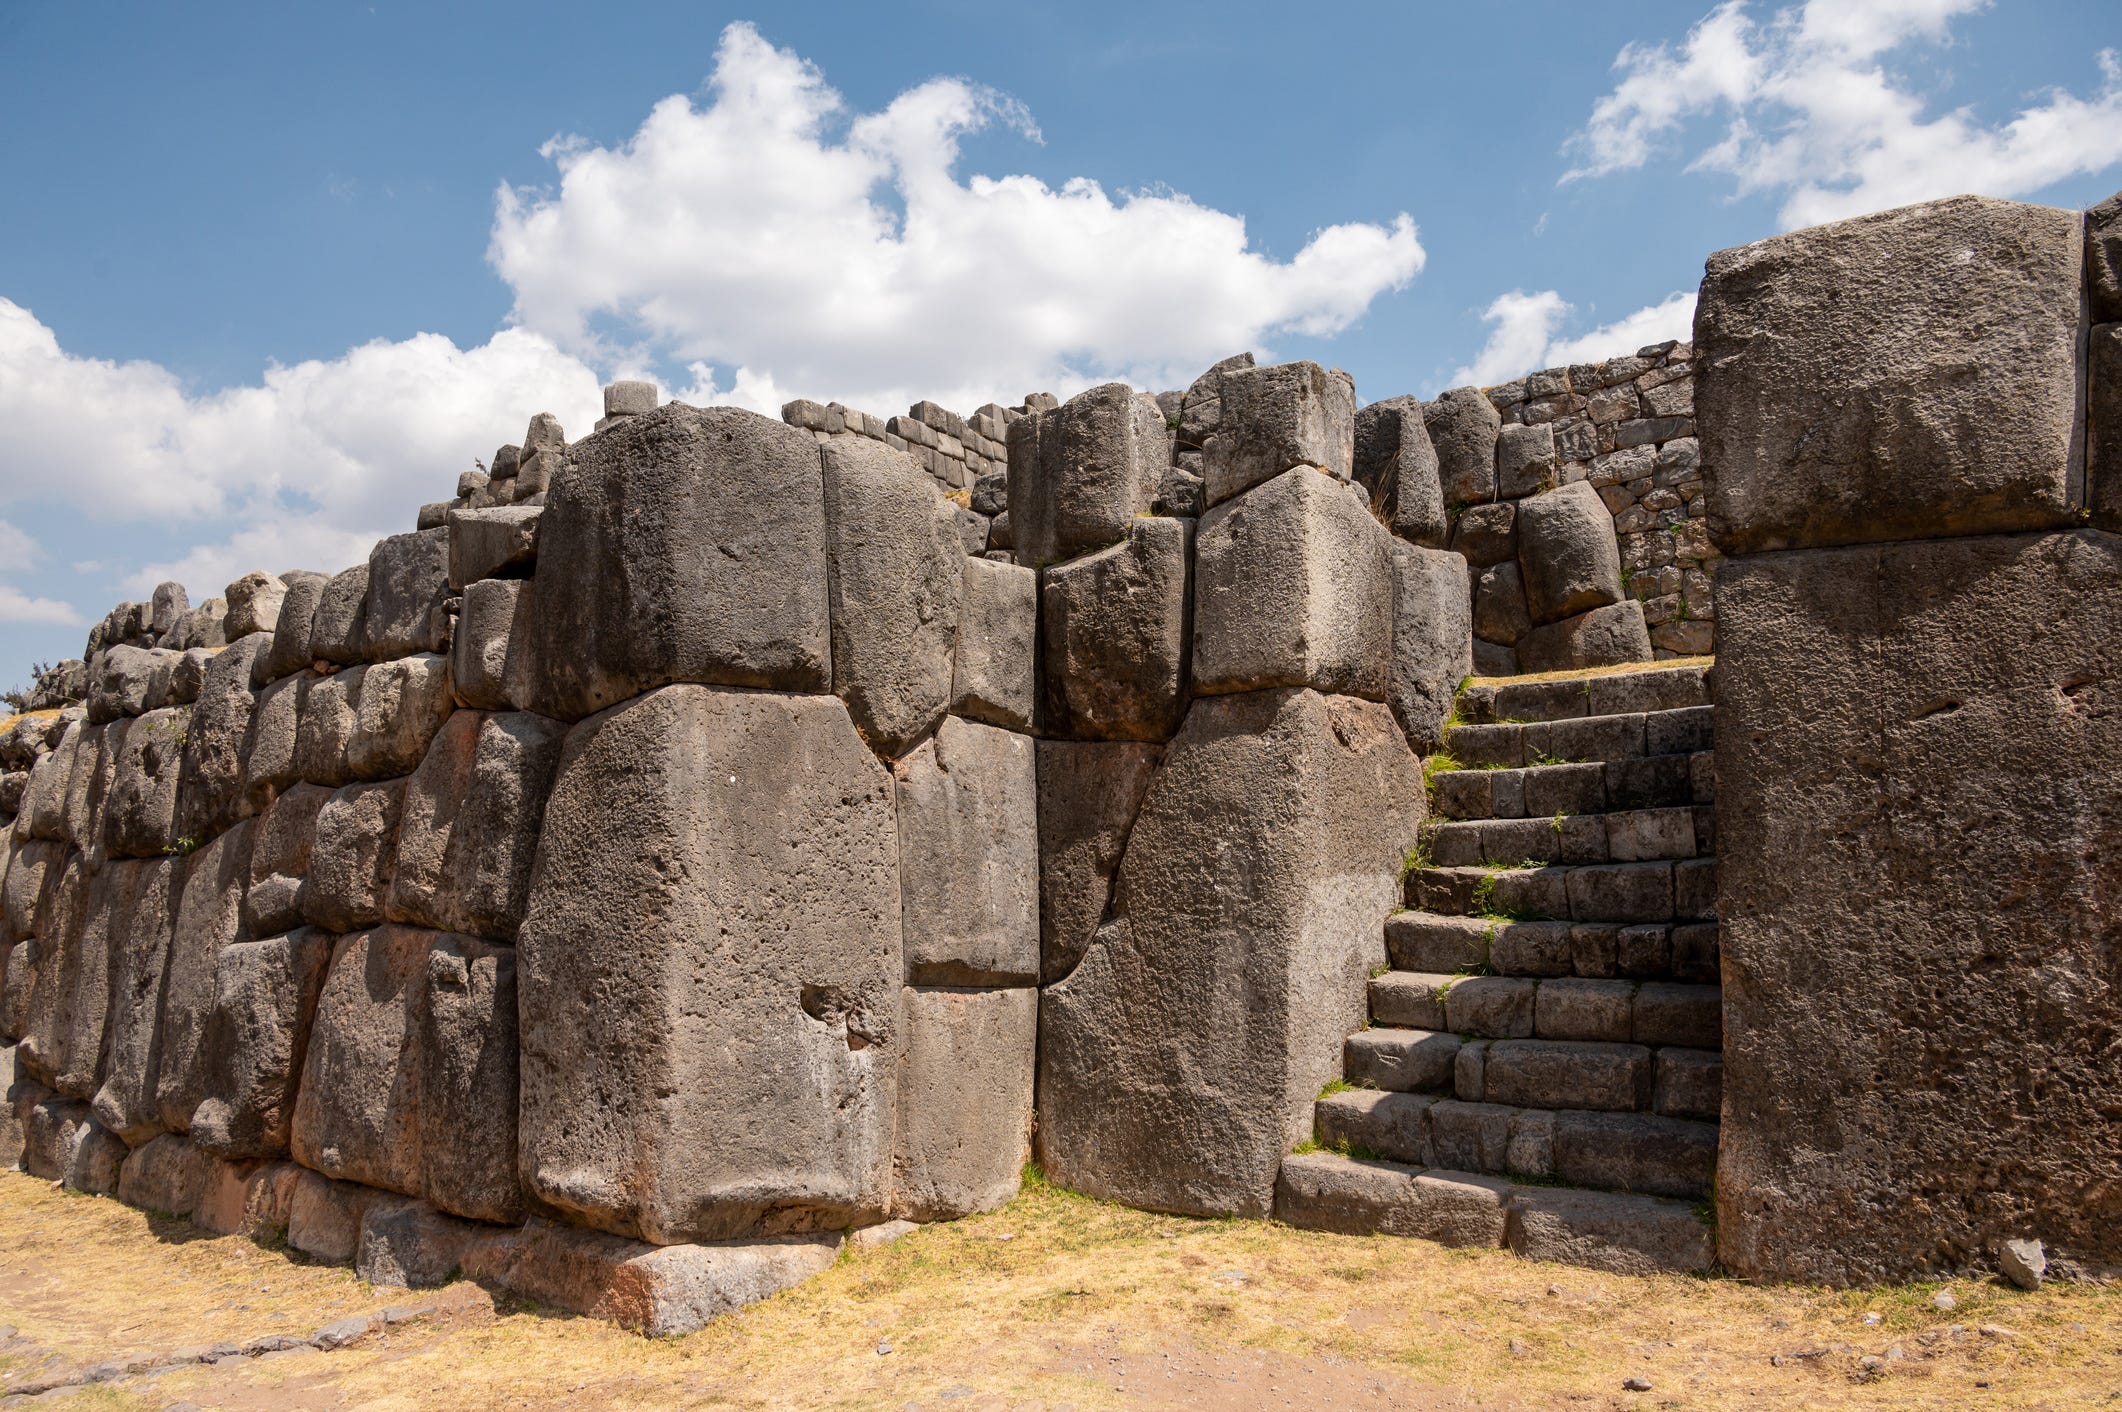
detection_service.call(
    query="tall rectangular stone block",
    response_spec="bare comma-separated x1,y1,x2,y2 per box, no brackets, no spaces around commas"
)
1039,515,1191,740
893,717,1038,987
1006,383,1168,568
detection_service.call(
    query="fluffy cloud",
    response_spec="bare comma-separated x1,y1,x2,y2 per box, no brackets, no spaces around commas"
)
1563,0,2122,226
1449,290,1697,389
489,21,1426,413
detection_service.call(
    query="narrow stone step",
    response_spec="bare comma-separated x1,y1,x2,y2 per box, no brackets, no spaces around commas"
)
1369,971,1722,1053
1385,911,1720,983
1454,663,1711,726
1432,752,1709,822
1344,1028,1460,1092
1275,1150,1714,1274
1445,704,1712,768
1401,858,1719,925
1426,806,1711,868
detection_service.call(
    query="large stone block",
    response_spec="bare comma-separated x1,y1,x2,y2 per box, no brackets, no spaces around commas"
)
310,565,371,667
294,666,363,788
1424,388,1501,506
518,686,901,1243
821,436,963,758
893,717,1037,987
87,645,177,723
1039,515,1191,740
222,571,288,641
2,837,62,948
116,1130,211,1216
389,710,566,942
1035,740,1160,986
102,708,187,859
2090,190,2122,324
1193,466,1390,699
1175,352,1253,452
450,577,530,712
346,653,452,781
1698,195,2086,555
174,633,271,840
892,986,1036,1221
950,557,1036,732
418,934,521,1222
18,724,80,842
1203,360,1356,508
240,671,306,812
1516,600,1653,674
31,856,116,1100
1353,394,1447,547
523,404,832,720
1039,689,1423,1217
1515,481,1624,625
191,929,333,1159
2092,323,2122,532
88,858,180,1144
244,781,331,938
1717,530,2122,1283
447,505,541,589
300,779,405,933
257,570,330,684
290,925,428,1195
58,721,119,862
155,821,252,1132
1006,382,1168,568
362,528,451,659
1388,541,1474,755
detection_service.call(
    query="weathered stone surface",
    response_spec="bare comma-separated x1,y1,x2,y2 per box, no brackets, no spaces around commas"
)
88,857,180,1144
892,986,1035,1221
821,436,963,757
1006,383,1168,567
518,686,901,1243
388,710,566,942
62,1115,126,1193
418,934,521,1222
450,576,526,713
117,1130,211,1216
155,821,253,1133
244,782,331,937
346,653,452,780
1175,352,1254,452
1040,516,1191,741
58,721,119,862
222,571,288,642
1193,466,1390,700
1204,360,1356,508
149,581,188,637
18,726,78,842
447,506,540,589
2090,191,2122,324
294,666,362,789
1388,542,1472,755
1495,422,1556,499
33,855,116,1100
1353,395,1447,547
893,718,1038,986
1275,1152,1509,1246
194,1155,300,1240
1425,388,1501,506
1035,740,1160,986
362,529,451,659
291,926,429,1195
168,647,212,705
463,1219,841,1337
1717,531,2122,1283
241,671,306,811
191,929,333,1159
288,1166,409,1264
950,556,1036,732
310,566,371,667
258,571,331,683
1040,689,1423,1217
4,837,61,951
1516,600,1653,674
524,404,832,720
356,1200,495,1289
102,707,187,858
301,779,405,934
1699,195,2085,555
1473,561,1532,646
1506,1186,1713,1274
88,645,176,723
21,1095,87,1179
2092,323,2122,532
174,633,272,840
1516,482,1625,625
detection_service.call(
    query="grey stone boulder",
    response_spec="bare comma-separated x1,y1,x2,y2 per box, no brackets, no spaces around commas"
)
1424,388,1501,506
1193,466,1391,700
244,782,331,937
447,506,540,590
300,779,405,934
58,719,119,861
1699,195,2085,555
450,577,529,712
1040,515,1191,741
1473,561,1532,645
18,725,80,842
149,581,189,638
356,1202,493,1290
1353,394,1448,547
1036,740,1161,986
257,571,332,684
1999,1237,2047,1291
524,404,832,720
605,379,658,418
2090,190,2122,324
1505,1186,1713,1274
28,854,114,1099
892,986,1036,1221
1516,600,1653,674
102,707,188,859
87,645,177,723
1516,481,1624,625
1175,352,1254,453
115,1130,212,1215
62,1114,127,1194
1203,360,1356,508
294,666,363,789
164,598,228,653
362,529,451,659
154,820,254,1133
517,686,900,1244
893,717,1038,987
291,926,430,1196
1388,541,1475,755
191,928,333,1159
1006,382,1168,568
1496,422,1557,499
287,1165,410,1264
1276,1153,1510,1247
418,935,522,1222
20,1095,89,1181
222,571,288,641
310,566,371,667
3,837,63,945
346,653,452,780
821,436,963,758
950,557,1036,732
240,671,307,812
174,633,272,841
86,857,180,1144
1038,688,1423,1217
168,646,213,705
388,710,567,942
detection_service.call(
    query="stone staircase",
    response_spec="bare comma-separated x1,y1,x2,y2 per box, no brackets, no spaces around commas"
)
1275,661,1722,1276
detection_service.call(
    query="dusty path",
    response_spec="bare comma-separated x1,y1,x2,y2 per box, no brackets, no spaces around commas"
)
0,1169,2116,1411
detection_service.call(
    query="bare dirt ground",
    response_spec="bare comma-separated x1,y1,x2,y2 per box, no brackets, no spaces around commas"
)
1,1168,2117,1411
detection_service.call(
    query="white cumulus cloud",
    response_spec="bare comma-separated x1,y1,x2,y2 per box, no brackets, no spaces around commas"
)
488,21,1426,413
1448,290,1697,390
1562,0,2122,227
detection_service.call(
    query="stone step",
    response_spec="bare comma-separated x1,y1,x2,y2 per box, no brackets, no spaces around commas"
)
1312,1090,1717,1201
1432,752,1710,822
1384,912,1719,983
1401,858,1718,925
1445,704,1711,769
1274,1150,1714,1275
1369,972,1722,1053
1425,806,1711,869
1454,663,1711,726
1341,1028,1720,1120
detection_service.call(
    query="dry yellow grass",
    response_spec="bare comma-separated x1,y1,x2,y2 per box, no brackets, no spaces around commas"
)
1466,655,1714,690
2,1168,2118,1410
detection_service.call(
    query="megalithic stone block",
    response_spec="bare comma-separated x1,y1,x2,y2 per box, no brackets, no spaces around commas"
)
1203,360,1357,509
1006,382,1169,568
294,666,363,789
2092,323,2122,532
892,717,1038,987
1699,194,2085,555
291,925,430,1196
1515,481,1626,625
174,632,272,841
418,934,522,1222
1035,739,1161,987
243,781,331,939
1037,688,1424,1218
221,571,287,642
1424,387,1501,507
89,856,180,1145
102,706,187,859
1192,466,1391,700
949,556,1036,732
23,855,109,1101
450,577,528,712
346,653,452,781
191,927,333,1159
517,686,901,1244
155,820,253,1133
447,506,541,590
309,565,371,667
1388,540,1474,756
301,779,405,934
257,570,331,685
1039,515,1192,741
1353,394,1448,547
524,404,832,721
1516,600,1653,674
362,529,451,659
891,986,1036,1221
2089,190,2122,324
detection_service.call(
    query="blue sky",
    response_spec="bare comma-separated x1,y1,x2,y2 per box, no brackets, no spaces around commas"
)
0,0,2117,682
